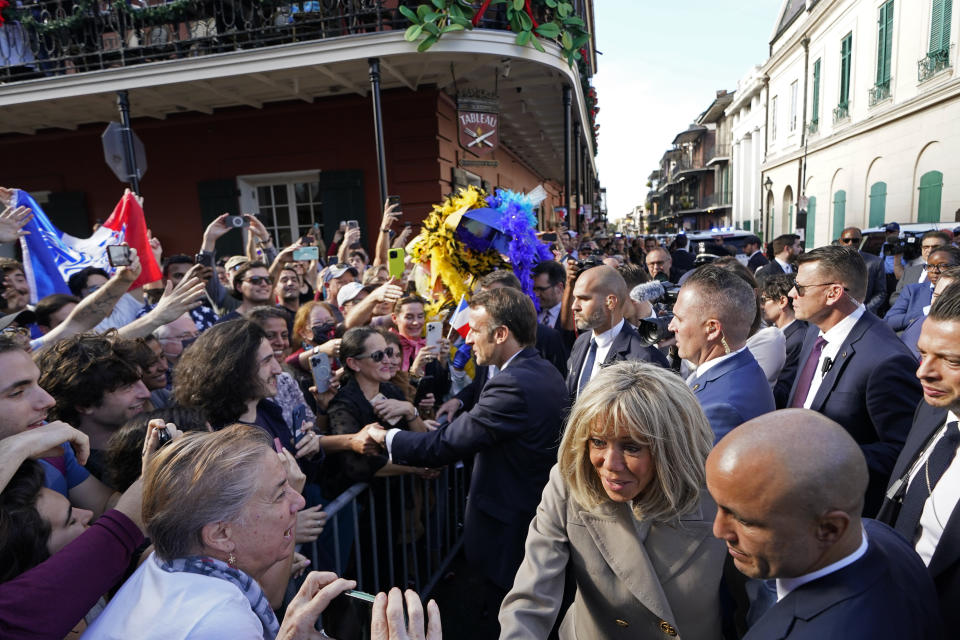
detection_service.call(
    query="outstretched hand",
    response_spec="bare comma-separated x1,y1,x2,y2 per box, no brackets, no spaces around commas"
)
0,205,32,244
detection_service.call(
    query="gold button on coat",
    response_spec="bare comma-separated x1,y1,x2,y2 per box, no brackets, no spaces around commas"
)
659,620,677,636
614,618,629,627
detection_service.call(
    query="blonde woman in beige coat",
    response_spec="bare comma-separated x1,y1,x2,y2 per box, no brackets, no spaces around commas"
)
499,361,726,639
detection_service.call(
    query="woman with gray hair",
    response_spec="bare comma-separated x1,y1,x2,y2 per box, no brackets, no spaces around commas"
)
83,424,356,639
499,361,726,640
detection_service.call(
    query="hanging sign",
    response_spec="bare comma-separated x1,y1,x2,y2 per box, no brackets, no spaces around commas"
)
457,92,500,156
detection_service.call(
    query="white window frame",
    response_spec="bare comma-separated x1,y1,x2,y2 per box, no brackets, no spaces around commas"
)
236,170,323,247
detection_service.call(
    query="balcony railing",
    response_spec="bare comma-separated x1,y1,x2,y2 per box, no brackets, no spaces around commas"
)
832,102,850,123
918,48,951,83
0,0,573,83
705,143,731,164
669,156,709,181
868,79,892,106
701,192,731,209
807,118,819,135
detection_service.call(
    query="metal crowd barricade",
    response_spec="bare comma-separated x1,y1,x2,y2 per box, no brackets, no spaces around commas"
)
306,461,467,598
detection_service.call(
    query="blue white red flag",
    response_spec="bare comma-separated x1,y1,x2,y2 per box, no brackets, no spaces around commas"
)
449,294,471,339
16,189,162,303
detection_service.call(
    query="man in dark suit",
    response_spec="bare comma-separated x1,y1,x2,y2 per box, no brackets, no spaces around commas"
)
886,246,960,331
708,409,943,640
744,235,769,273
671,233,696,274
839,227,888,315
787,246,922,515
565,265,667,402
645,247,685,284
669,265,774,442
365,288,567,609
889,230,951,305
878,281,960,629
760,274,808,408
755,234,801,280
531,260,576,349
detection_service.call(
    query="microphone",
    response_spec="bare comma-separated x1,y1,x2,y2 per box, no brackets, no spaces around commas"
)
821,356,834,377
630,281,665,303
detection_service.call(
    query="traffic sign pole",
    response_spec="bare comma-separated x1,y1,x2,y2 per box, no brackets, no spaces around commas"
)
116,90,141,195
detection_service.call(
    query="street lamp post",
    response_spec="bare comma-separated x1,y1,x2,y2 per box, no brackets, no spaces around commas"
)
763,176,773,240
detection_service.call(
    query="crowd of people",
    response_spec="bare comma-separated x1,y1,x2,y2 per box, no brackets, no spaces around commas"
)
0,187,958,639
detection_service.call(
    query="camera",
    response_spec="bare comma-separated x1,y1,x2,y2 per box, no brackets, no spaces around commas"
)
660,285,680,306
637,314,674,346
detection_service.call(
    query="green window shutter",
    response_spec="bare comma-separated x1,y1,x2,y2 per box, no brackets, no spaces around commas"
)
868,182,887,227
840,34,853,104
812,59,821,121
832,190,846,240
930,0,952,54
918,170,944,222
805,196,817,248
744,220,751,231
877,1,894,84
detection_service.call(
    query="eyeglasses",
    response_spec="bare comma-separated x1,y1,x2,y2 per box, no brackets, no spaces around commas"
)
243,276,273,286
793,281,842,296
839,237,861,244
353,347,399,363
532,285,555,293
923,263,955,273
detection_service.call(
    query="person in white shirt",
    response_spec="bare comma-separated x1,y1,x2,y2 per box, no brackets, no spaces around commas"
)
708,409,942,639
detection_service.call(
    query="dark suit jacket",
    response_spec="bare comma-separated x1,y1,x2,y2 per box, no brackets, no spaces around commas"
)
861,251,889,315
878,401,960,629
536,323,570,378
671,248,696,274
747,251,769,272
773,320,808,408
689,348,774,443
755,259,788,280
787,312,922,515
390,347,568,589
900,315,925,360
565,321,669,402
890,263,927,305
743,519,942,639
885,282,933,331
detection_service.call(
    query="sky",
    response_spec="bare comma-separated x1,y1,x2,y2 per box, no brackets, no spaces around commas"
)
593,1,782,221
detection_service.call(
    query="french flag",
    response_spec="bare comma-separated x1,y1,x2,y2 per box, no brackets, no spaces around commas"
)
16,189,162,303
449,294,471,339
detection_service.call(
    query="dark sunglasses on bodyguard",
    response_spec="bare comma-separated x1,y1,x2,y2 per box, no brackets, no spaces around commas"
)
353,347,399,363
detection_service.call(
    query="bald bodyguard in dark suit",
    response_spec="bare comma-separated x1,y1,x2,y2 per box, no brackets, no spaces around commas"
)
788,246,921,516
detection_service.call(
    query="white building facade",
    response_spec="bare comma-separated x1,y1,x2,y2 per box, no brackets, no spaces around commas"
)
759,0,960,248
728,66,769,234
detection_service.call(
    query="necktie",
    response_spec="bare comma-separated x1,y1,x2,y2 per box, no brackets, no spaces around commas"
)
789,336,827,408
577,339,598,397
540,310,552,326
894,421,960,542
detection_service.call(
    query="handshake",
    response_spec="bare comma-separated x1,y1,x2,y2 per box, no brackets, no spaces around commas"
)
351,423,388,455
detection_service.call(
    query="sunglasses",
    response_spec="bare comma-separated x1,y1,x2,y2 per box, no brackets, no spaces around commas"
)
839,237,861,244
793,281,843,296
354,347,399,363
243,276,273,286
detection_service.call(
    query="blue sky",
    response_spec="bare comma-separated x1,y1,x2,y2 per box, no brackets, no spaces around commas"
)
593,1,782,221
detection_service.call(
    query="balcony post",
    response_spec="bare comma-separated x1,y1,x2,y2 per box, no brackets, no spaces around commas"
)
574,121,582,218
116,91,141,195
368,58,389,208
563,85,572,229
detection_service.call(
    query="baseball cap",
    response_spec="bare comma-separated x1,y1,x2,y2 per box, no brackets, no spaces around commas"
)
336,281,365,307
324,263,359,283
884,222,901,233
224,255,249,273
0,308,36,331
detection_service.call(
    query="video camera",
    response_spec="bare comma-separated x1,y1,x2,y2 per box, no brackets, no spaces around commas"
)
637,314,674,346
882,235,920,261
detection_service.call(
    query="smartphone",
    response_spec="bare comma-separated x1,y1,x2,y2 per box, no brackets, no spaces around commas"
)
387,195,402,212
541,232,558,242
388,248,405,279
107,245,132,267
291,404,307,440
371,392,401,426
195,252,214,268
413,374,434,407
343,589,376,604
310,352,331,394
346,220,359,231
425,321,443,348
292,246,320,261
226,215,247,228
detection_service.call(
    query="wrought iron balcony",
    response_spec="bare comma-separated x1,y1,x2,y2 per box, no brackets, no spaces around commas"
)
918,48,951,83
868,79,891,107
832,102,849,123
807,118,819,135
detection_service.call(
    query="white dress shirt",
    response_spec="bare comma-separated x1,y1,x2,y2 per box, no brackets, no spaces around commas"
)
801,304,866,409
576,319,625,392
906,410,960,566
686,346,747,384
776,527,868,600
774,257,793,274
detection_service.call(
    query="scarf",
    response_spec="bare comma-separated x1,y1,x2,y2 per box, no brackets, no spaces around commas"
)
393,330,425,372
158,555,279,639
